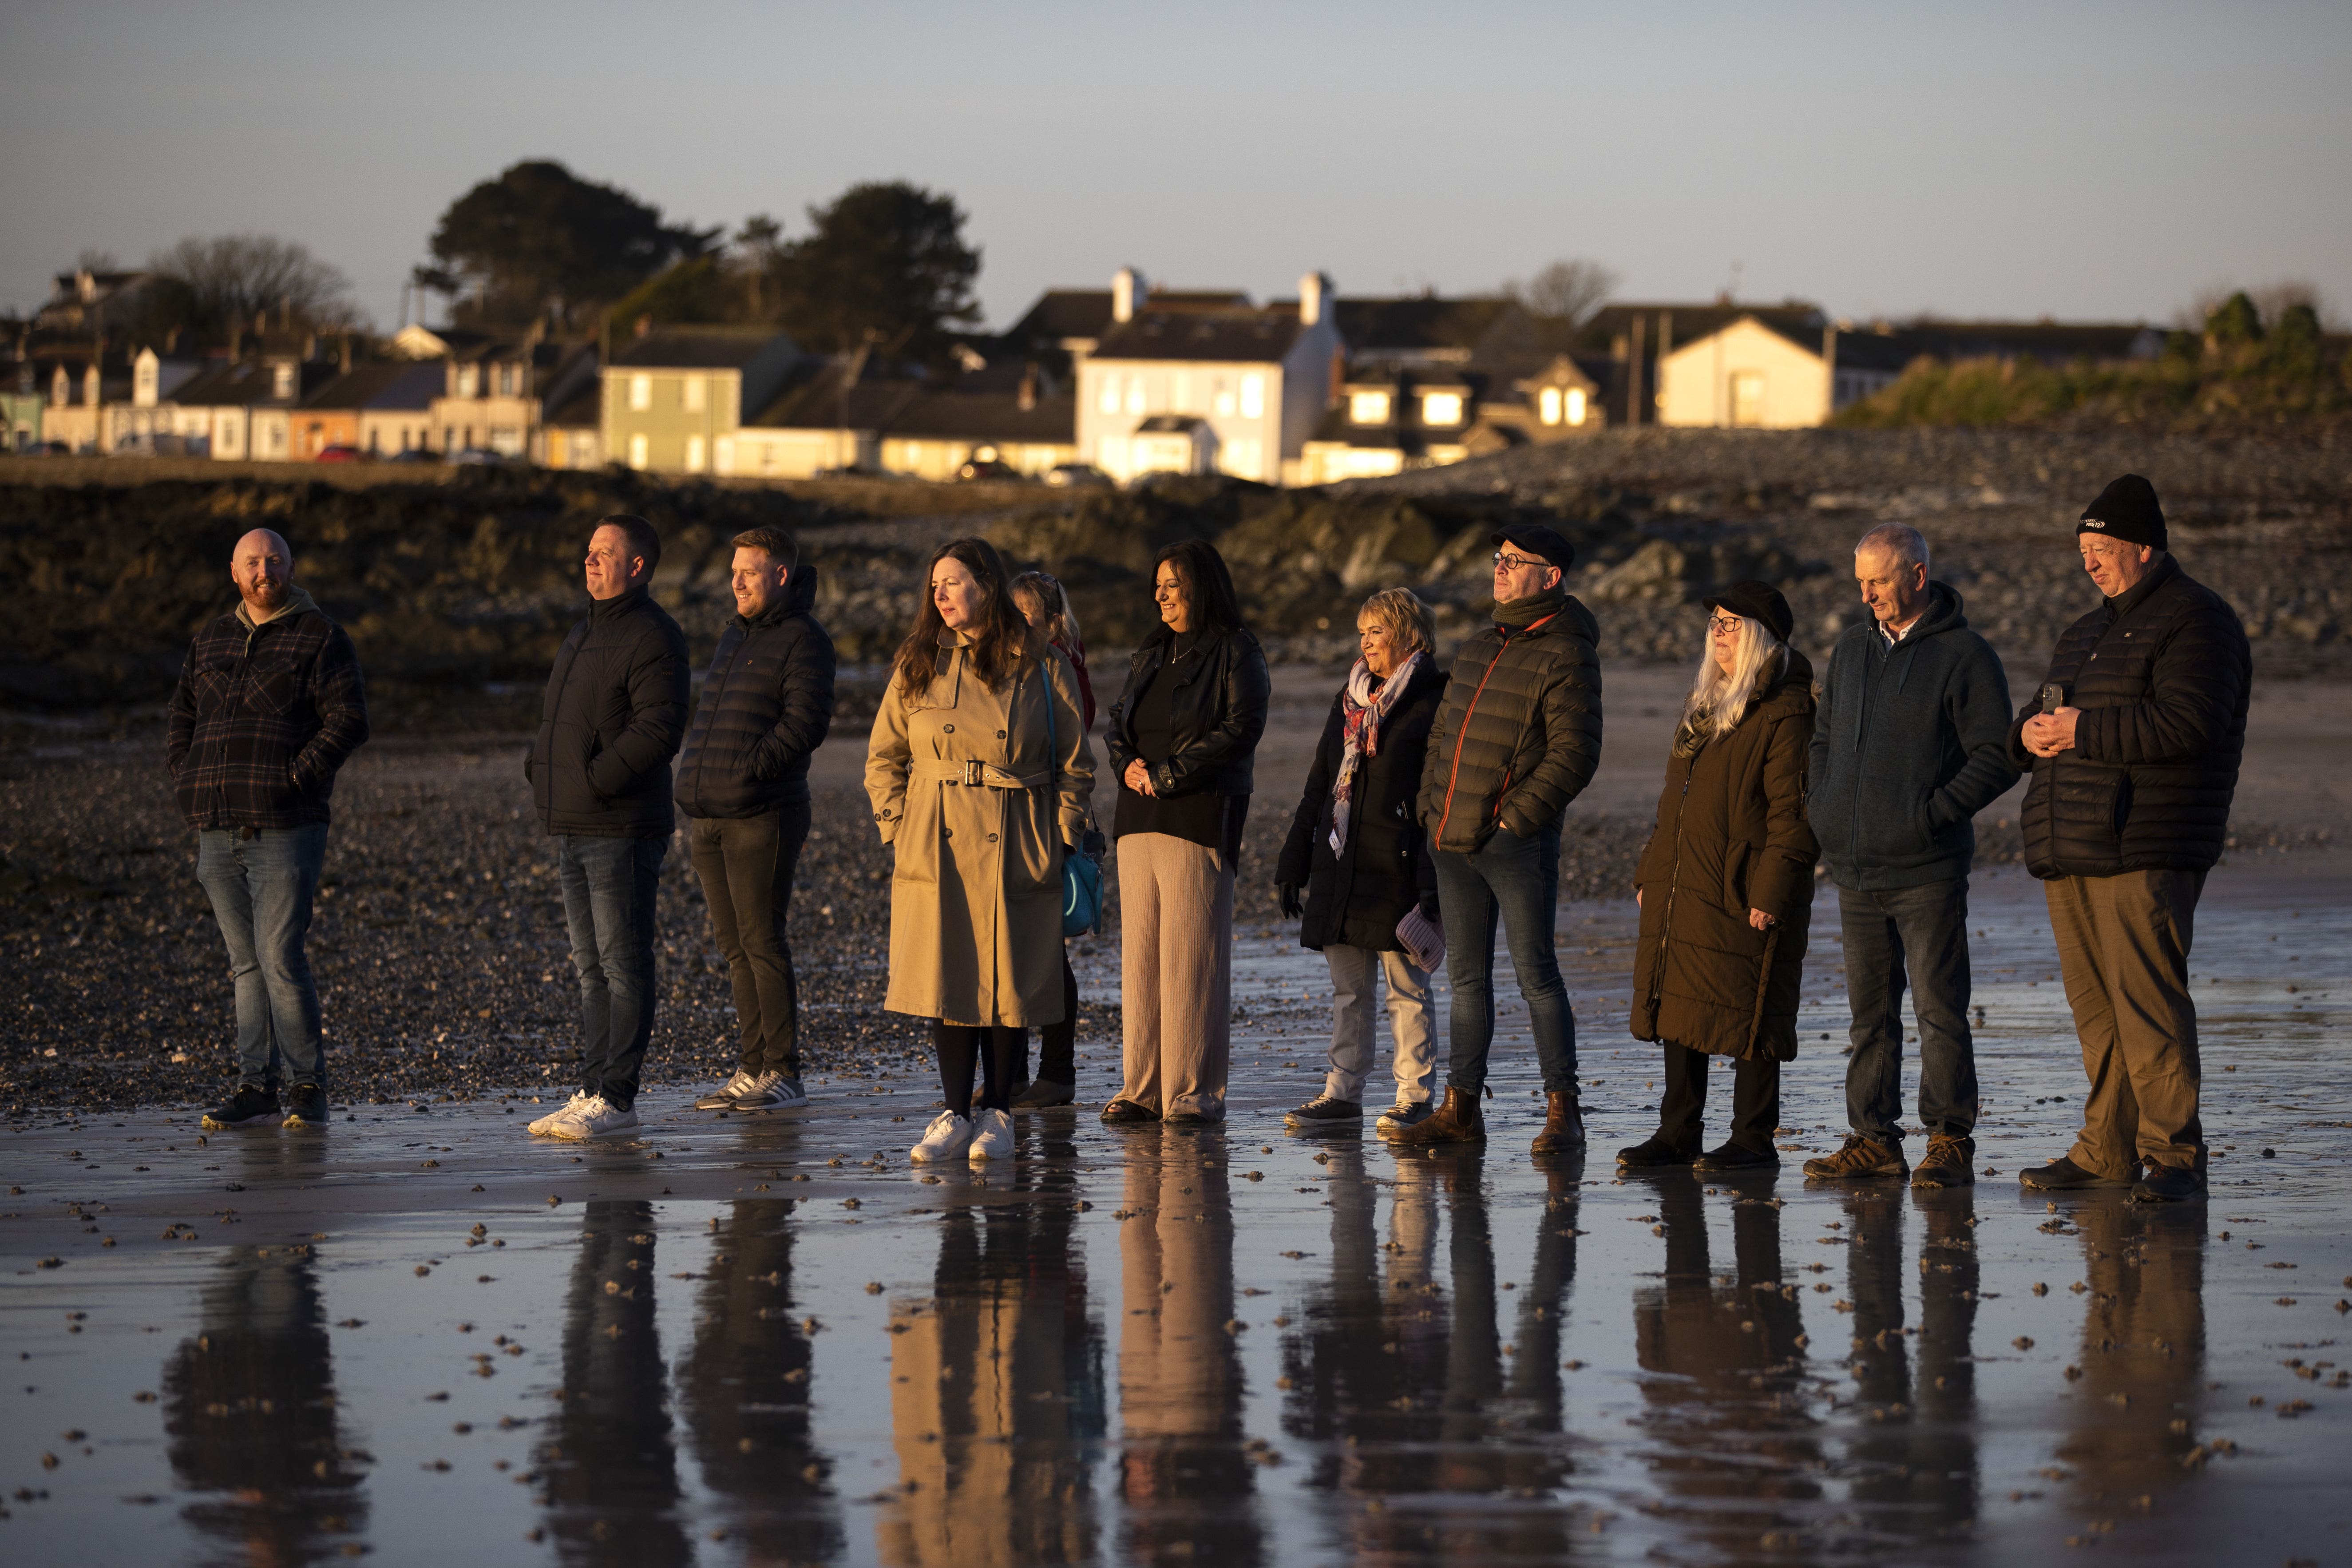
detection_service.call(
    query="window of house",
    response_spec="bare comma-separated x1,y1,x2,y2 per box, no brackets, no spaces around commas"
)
272,364,295,400
1170,373,1192,414
1212,380,1235,417
1125,376,1146,416
1350,391,1391,424
1239,373,1264,419
456,364,479,397
1220,438,1264,482
685,434,706,472
683,376,705,412
1567,388,1588,426
1097,374,1121,415
1539,387,1563,425
629,433,650,470
629,374,652,412
1730,371,1766,427
1421,391,1464,426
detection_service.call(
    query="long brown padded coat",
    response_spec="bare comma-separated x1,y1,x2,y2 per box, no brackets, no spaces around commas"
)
1631,648,1820,1062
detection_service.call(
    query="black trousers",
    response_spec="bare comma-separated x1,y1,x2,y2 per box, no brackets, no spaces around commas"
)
936,1022,1028,1116
1029,948,1080,1083
1658,1042,1780,1153
684,800,811,1079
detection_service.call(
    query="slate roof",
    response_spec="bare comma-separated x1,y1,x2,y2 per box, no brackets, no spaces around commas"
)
1334,296,1537,363
1587,301,1825,353
170,358,337,408
746,358,1074,444
298,360,446,412
1091,307,1303,364
610,329,792,370
1001,289,1117,346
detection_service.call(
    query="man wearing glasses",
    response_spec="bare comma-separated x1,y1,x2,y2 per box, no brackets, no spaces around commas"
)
1400,523,1602,1153
1802,523,2016,1190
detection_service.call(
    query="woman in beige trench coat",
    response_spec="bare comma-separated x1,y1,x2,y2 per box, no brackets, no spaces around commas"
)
867,537,1095,1164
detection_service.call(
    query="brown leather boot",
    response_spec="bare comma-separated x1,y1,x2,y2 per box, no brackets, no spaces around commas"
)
1388,1084,1485,1145
1530,1091,1584,1154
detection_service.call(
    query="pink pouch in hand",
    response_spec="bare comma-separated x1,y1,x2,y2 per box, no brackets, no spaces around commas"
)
1395,905,1445,974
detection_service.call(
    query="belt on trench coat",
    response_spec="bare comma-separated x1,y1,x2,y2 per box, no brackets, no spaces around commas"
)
908,758,1050,790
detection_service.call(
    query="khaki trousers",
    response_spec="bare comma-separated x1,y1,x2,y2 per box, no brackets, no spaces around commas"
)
1322,944,1437,1106
2045,868,2206,1179
1116,832,1233,1120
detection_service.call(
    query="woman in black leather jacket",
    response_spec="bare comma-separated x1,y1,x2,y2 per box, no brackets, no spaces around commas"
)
1100,538,1270,1125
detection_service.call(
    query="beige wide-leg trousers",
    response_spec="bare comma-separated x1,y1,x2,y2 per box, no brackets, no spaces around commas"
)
1116,832,1233,1120
2045,868,2206,1180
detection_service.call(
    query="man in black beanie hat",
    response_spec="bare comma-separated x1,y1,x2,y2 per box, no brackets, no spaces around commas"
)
2009,473,2250,1203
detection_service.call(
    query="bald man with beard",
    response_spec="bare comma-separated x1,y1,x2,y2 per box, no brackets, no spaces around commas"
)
169,528,370,1129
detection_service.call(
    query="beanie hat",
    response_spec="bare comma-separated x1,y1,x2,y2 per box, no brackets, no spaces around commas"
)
2079,474,2167,551
1703,579,1794,643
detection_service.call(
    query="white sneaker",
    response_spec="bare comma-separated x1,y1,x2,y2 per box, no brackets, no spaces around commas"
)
694,1070,760,1111
527,1092,588,1136
909,1109,973,1163
551,1094,640,1140
968,1107,1014,1162
732,1071,808,1111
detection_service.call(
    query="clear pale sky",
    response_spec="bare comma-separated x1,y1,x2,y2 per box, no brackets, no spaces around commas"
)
4,0,2346,333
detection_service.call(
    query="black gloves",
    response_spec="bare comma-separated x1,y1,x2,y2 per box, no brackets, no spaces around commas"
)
1417,893,1441,923
1278,882,1304,920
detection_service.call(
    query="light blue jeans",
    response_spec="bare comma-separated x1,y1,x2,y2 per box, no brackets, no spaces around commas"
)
196,824,329,1090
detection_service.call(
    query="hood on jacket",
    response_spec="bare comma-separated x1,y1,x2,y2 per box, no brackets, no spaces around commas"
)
1886,581,1969,645
236,584,320,632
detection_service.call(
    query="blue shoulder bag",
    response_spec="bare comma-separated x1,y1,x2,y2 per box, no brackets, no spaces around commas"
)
1041,659,1104,937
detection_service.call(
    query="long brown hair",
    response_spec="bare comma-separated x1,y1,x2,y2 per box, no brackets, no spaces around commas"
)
891,536,1033,694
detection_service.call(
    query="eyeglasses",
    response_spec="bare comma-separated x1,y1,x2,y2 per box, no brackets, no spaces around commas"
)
1492,551,1547,572
1708,613,1743,635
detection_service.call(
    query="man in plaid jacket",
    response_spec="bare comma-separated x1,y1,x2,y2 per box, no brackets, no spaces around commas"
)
168,528,369,1128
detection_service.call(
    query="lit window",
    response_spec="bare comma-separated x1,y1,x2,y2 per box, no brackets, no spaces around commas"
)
629,374,652,412
685,435,706,471
628,433,649,469
1125,377,1146,416
1097,374,1121,415
1566,388,1587,426
1421,391,1463,426
1213,380,1235,417
273,364,295,399
456,365,479,398
683,376,705,412
1539,387,1562,425
1349,391,1391,424
1239,373,1264,419
1731,372,1766,427
1220,438,1264,481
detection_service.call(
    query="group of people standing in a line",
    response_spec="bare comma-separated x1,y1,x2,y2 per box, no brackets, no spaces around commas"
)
168,468,2248,1204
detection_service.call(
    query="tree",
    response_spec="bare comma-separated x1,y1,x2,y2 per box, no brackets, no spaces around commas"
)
415,160,716,328
772,182,981,361
147,234,358,344
1503,258,1619,329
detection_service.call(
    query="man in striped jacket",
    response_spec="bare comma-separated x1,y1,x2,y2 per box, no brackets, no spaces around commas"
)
168,528,370,1130
1402,523,1604,1152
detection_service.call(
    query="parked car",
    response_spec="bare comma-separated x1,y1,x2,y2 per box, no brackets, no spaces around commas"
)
385,448,440,464
1043,462,1111,489
955,457,1018,482
315,445,363,463
447,447,514,467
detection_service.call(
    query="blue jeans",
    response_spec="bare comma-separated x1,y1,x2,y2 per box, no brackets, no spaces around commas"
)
196,824,328,1090
1433,822,1577,1096
558,834,667,1110
1837,878,1977,1141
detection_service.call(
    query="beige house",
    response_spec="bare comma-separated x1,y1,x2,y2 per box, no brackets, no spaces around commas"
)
169,355,334,460
1656,315,1912,427
1073,268,1343,485
723,358,1075,480
603,328,799,475
537,377,602,469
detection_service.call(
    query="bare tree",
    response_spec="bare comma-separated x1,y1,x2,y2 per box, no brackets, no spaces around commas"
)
1502,257,1620,328
148,234,360,343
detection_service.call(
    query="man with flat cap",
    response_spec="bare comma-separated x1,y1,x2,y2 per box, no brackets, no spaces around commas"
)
1401,521,1603,1152
2012,474,2249,1203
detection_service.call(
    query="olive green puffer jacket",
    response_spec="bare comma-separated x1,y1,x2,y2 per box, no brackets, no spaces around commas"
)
1416,589,1604,852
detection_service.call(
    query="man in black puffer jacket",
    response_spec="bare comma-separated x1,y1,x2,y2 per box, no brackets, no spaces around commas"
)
2010,475,2250,1204
523,514,690,1141
676,526,836,1116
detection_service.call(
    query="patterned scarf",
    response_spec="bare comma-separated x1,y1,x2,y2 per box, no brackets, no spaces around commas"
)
1330,651,1422,853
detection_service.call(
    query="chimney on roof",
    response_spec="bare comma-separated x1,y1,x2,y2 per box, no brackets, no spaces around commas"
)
1299,272,1331,327
1112,268,1146,325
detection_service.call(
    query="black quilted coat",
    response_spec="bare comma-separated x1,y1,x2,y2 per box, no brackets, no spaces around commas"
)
524,587,690,838
1275,657,1445,952
675,577,837,819
1416,589,1604,852
2008,556,2249,879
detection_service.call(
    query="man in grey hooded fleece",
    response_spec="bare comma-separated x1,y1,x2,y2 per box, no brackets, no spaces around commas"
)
1802,523,2017,1189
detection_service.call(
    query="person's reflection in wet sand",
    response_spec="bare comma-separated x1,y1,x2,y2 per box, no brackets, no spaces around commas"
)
2055,1198,2207,1525
537,1199,689,1567
881,1158,1107,1567
164,1241,367,1559
1632,1172,1819,1548
1117,1132,1264,1565
682,1199,843,1561
1837,1187,1982,1548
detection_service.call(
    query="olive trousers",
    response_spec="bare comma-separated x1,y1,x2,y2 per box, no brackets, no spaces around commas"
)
2045,868,2206,1179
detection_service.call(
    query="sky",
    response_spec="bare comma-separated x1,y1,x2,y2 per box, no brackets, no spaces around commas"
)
4,0,2347,333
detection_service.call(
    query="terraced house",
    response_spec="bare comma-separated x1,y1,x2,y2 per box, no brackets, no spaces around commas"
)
603,326,799,475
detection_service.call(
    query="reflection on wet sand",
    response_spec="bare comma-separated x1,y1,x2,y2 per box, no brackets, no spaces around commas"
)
1632,1172,1819,1552
2057,1199,2207,1515
539,1200,689,1566
1117,1133,1264,1566
164,1242,367,1561
882,1148,1107,1567
684,1200,844,1560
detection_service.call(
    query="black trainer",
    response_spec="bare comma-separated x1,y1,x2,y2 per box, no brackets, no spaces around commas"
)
203,1085,279,1128
2132,1163,2205,1204
1616,1135,1698,1169
283,1083,329,1126
1693,1140,1778,1172
1285,1095,1362,1128
2018,1156,2114,1191
1011,1079,1076,1111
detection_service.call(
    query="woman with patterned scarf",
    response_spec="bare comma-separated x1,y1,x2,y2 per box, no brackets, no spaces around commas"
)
1275,588,1451,1131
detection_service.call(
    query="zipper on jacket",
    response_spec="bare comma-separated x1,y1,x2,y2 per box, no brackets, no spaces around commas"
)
1434,612,1556,846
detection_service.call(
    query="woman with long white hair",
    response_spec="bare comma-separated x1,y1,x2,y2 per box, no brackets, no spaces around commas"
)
1619,581,1820,1173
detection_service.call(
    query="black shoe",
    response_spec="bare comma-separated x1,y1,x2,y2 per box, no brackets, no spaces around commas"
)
1011,1079,1075,1111
1693,1140,1778,1172
1099,1098,1156,1125
1616,1135,1697,1169
283,1083,329,1126
2018,1156,2114,1191
2132,1163,2205,1203
203,1085,279,1128
1163,1110,1219,1128
1285,1095,1362,1128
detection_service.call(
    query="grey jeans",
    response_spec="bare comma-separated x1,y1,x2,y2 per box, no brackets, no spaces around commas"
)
1837,877,1977,1141
1320,944,1437,1106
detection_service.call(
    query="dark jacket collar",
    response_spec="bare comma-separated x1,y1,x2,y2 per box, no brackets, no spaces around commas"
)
590,585,650,623
2104,553,2180,620
736,598,801,633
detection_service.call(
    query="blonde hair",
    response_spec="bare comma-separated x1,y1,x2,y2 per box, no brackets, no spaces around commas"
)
1011,570,1081,649
1677,613,1786,750
1357,586,1435,656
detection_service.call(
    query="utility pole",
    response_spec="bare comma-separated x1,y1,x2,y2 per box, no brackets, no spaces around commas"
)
1626,314,1646,427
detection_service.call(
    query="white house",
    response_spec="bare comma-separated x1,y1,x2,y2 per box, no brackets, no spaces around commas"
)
1657,315,1916,427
